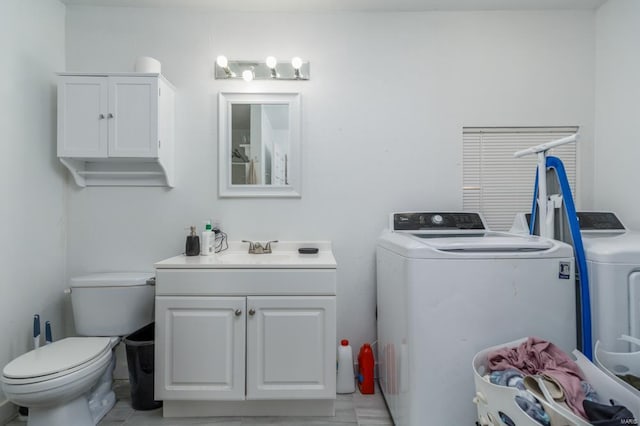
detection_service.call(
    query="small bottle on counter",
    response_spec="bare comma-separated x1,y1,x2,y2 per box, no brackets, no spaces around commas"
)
201,221,214,256
185,226,200,256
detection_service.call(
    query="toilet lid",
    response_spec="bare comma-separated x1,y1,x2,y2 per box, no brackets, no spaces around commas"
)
2,337,112,379
70,272,154,288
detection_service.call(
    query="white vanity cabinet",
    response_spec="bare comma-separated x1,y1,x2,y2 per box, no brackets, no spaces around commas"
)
156,295,336,401
154,243,337,418
57,73,175,187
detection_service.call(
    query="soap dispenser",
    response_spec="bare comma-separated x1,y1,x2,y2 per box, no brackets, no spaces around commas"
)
185,226,200,256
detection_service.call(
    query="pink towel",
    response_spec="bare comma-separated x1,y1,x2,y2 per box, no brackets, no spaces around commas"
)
487,337,587,420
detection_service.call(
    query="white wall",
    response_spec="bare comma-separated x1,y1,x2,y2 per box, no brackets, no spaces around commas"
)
65,7,595,353
594,0,640,227
0,0,66,419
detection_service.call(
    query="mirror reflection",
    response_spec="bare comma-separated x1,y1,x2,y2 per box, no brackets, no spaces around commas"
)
231,104,290,186
218,92,300,198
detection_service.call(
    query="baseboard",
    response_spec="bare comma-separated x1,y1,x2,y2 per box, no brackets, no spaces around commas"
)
163,399,335,417
0,399,17,424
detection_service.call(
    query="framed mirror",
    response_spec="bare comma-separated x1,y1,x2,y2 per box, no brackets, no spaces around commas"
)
218,92,301,198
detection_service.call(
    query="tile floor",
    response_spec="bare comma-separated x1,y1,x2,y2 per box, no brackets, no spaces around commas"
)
5,380,393,426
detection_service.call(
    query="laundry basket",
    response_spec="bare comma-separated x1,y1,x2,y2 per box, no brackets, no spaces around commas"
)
473,338,640,426
595,335,640,414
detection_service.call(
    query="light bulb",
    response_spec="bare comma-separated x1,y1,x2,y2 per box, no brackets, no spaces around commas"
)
242,69,254,82
291,56,303,69
216,55,228,68
266,56,278,69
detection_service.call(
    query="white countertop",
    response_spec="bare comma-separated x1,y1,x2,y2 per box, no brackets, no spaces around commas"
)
155,241,337,269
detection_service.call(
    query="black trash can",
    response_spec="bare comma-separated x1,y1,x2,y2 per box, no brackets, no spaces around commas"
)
123,322,162,410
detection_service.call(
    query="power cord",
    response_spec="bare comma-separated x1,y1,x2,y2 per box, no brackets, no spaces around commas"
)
213,228,228,253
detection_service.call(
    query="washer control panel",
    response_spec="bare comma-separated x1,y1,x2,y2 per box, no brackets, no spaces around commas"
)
392,212,486,231
576,212,625,231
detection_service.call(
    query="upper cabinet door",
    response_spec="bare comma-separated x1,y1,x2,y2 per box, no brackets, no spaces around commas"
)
108,77,158,158
246,296,336,400
57,77,108,158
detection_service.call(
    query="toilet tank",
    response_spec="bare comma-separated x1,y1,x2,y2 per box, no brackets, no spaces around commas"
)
70,272,155,336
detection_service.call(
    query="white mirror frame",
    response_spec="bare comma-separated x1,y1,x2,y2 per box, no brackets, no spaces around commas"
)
218,92,302,198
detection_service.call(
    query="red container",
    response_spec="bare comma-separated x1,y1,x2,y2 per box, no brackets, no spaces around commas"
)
357,343,375,394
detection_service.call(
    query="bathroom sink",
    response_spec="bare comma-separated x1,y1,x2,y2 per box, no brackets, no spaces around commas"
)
214,252,294,265
154,241,336,269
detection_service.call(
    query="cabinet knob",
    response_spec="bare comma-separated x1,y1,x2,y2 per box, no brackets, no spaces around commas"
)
249,309,256,316
99,114,105,119
235,309,242,316
108,113,114,119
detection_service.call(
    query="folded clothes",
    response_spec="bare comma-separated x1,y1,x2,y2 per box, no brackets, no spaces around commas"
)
488,337,588,419
583,399,637,425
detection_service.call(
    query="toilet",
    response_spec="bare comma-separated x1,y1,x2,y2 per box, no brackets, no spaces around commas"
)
1,272,155,426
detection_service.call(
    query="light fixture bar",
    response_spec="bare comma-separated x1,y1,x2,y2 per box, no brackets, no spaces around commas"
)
214,58,310,81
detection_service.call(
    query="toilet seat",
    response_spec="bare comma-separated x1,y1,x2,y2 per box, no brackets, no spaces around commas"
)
2,337,112,385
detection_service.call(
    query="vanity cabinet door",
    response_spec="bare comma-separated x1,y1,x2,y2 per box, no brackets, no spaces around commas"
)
246,296,336,399
155,296,246,400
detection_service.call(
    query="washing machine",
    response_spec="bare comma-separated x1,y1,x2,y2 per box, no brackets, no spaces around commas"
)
577,211,640,352
377,212,577,426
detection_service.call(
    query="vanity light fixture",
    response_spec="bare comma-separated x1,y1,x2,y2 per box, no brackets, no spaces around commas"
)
242,69,254,82
291,56,303,79
214,56,310,81
216,55,235,78
265,56,278,78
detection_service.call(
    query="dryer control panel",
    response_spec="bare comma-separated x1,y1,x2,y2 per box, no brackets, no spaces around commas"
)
392,212,486,231
577,212,626,231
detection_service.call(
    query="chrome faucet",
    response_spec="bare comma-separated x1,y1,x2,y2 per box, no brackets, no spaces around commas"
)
242,240,279,254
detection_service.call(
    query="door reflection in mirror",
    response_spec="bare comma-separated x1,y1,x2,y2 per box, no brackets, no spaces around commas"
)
231,104,289,186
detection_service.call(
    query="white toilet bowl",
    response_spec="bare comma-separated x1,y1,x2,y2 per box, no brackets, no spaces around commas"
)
1,337,116,426
1,272,155,426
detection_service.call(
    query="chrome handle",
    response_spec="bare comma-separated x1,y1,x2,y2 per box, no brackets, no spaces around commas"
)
235,309,242,316
99,114,105,119
249,309,255,316
108,113,114,119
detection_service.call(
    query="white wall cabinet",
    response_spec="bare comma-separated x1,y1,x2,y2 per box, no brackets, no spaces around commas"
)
57,72,175,187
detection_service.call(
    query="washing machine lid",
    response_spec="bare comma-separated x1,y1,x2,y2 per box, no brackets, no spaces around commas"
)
70,272,154,288
379,212,571,259
582,232,640,263
410,233,554,252
2,337,112,380
378,229,570,259
575,212,640,263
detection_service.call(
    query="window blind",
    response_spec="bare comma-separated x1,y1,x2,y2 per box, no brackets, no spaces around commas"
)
463,127,578,231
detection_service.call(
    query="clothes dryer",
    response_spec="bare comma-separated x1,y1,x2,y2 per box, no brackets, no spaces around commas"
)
377,212,577,426
577,212,640,352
